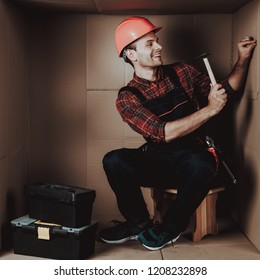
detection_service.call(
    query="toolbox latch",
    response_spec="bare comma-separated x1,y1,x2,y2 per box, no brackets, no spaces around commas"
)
35,220,62,240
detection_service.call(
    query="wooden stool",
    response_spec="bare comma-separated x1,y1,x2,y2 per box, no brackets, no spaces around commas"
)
151,187,225,242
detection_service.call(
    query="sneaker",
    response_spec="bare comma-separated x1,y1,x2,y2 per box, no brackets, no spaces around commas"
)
138,223,180,251
99,219,153,244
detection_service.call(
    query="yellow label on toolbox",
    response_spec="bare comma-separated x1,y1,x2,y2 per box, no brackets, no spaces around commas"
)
37,227,50,240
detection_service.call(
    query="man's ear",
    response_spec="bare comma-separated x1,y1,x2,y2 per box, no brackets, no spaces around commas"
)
125,49,137,62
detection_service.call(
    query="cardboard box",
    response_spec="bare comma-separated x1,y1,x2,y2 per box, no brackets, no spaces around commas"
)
11,215,98,260
25,183,96,227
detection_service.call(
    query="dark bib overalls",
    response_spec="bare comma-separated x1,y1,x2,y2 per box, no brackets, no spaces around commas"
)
103,66,217,232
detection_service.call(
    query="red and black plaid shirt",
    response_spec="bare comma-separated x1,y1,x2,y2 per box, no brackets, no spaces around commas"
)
116,62,236,143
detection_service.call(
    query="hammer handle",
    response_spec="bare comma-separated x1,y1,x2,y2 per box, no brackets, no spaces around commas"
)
203,57,217,85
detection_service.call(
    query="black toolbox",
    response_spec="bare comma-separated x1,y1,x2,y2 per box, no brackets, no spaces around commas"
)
25,183,96,227
11,215,98,260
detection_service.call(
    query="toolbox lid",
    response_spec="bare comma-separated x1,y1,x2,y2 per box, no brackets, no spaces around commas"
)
24,183,96,204
61,222,98,233
11,215,98,240
11,214,98,234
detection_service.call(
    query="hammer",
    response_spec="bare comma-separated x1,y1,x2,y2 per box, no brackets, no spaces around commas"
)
196,53,217,85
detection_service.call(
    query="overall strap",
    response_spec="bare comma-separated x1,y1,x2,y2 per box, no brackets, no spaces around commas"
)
118,85,146,103
163,64,182,88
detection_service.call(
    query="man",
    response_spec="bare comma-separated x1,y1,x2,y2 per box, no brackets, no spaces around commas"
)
99,16,256,250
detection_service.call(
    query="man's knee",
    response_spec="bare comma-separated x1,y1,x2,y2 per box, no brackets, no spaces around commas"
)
103,149,120,169
102,149,130,172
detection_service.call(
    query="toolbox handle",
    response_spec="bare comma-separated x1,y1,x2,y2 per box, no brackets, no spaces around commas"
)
34,220,62,227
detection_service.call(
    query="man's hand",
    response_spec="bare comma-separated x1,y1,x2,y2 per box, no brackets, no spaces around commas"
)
207,83,227,115
228,36,257,91
238,36,257,61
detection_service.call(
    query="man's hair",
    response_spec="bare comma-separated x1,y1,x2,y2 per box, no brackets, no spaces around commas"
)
122,43,136,67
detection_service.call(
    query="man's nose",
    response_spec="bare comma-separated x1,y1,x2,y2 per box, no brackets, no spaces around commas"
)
155,42,162,50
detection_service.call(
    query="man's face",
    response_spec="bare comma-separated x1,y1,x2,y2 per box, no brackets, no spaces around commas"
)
134,32,163,67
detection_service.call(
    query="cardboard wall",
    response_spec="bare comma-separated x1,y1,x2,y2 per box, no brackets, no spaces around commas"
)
233,0,260,251
0,0,29,250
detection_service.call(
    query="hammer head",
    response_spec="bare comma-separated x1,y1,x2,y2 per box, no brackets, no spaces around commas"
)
195,52,211,60
194,52,216,85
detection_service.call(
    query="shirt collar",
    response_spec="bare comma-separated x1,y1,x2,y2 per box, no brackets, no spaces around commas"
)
133,66,164,86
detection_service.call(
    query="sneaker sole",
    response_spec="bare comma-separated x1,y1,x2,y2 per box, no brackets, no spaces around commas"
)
141,235,180,251
101,235,138,244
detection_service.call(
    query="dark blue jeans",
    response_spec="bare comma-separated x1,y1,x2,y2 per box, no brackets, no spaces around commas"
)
103,145,217,233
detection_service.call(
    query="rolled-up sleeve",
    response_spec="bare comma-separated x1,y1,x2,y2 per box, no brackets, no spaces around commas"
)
116,90,165,143
221,78,240,96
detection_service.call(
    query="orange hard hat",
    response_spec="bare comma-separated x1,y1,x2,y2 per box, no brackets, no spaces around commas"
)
115,16,162,57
